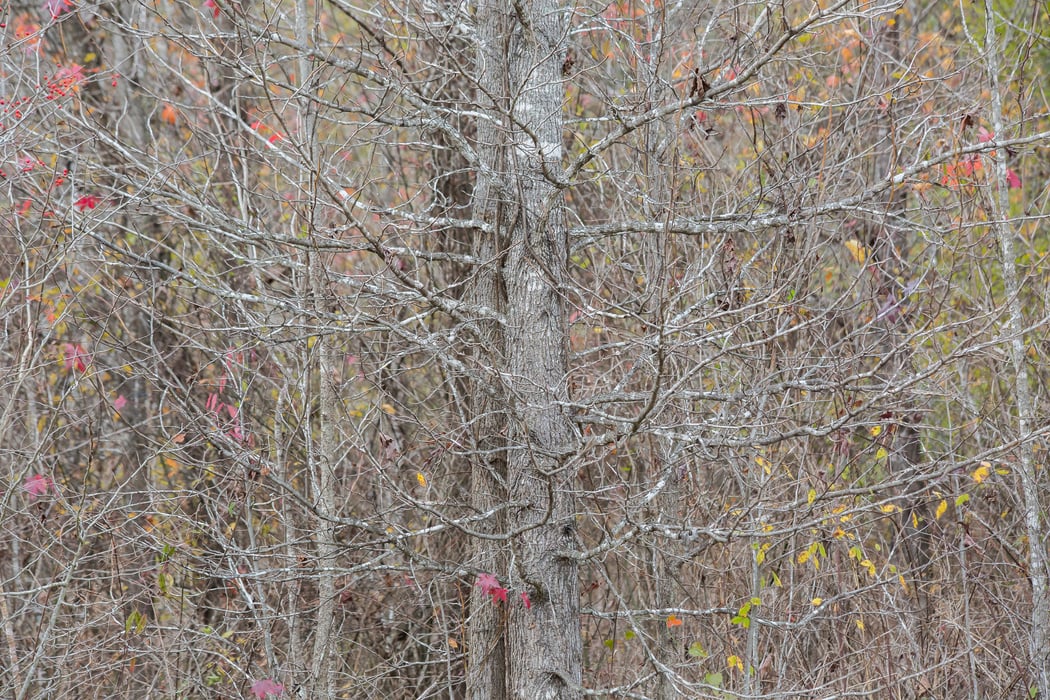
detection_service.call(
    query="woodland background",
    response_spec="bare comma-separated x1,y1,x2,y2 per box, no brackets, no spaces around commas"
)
2,0,1050,698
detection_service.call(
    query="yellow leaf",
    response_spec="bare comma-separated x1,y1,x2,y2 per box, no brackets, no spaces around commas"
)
797,549,811,565
807,488,816,505
880,504,897,513
935,499,947,520
869,425,882,437
875,447,888,460
727,655,744,672
972,462,991,484
416,472,427,488
855,618,865,631
811,597,823,606
844,239,867,264
755,456,772,474
381,403,397,415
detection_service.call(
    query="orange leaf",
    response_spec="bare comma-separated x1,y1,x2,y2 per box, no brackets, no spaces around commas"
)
161,104,177,125
666,614,682,628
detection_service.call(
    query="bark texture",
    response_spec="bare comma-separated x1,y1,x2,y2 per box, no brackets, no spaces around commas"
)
469,2,581,699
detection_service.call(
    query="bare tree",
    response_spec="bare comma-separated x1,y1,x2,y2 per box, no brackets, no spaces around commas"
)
2,0,1050,698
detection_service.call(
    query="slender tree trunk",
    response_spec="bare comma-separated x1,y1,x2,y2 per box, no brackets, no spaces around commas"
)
466,3,511,696
982,3,1049,693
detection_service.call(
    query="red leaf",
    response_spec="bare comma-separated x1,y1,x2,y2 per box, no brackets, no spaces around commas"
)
520,591,532,610
113,394,127,412
977,127,993,143
24,474,52,500
75,194,100,211
203,0,220,18
1006,168,1022,189
476,573,500,596
476,573,508,604
63,343,90,372
250,679,285,699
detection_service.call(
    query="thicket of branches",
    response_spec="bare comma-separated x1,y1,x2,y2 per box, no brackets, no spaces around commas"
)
2,0,1049,698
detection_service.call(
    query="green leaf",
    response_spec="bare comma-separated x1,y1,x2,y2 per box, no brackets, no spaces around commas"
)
704,671,724,688
688,641,707,658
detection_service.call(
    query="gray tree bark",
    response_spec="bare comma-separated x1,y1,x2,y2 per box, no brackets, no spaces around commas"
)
982,2,1050,692
468,2,581,699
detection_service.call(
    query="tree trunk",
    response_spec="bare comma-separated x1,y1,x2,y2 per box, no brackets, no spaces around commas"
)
469,2,581,698
982,1,1050,691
